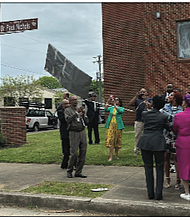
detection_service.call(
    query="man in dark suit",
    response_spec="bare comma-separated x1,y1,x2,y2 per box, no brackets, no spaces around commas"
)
137,96,170,200
84,92,100,145
161,84,173,103
58,99,70,169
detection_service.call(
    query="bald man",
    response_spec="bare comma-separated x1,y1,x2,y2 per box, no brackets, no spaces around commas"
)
64,96,89,178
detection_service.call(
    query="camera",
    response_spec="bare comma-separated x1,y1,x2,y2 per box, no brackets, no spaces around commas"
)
138,93,144,99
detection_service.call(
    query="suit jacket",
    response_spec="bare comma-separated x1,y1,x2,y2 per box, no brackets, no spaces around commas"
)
58,107,69,139
84,100,99,122
105,106,125,130
137,108,169,151
64,106,89,132
173,107,190,150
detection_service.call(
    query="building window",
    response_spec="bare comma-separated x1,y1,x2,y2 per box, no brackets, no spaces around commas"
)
177,20,190,59
4,97,15,106
45,98,52,109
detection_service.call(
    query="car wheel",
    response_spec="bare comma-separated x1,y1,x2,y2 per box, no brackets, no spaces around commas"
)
33,123,39,132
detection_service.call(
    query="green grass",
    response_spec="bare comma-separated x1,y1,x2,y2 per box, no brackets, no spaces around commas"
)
22,181,114,198
0,126,144,167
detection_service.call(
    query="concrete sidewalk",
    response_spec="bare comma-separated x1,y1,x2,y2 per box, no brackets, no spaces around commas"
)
0,163,190,216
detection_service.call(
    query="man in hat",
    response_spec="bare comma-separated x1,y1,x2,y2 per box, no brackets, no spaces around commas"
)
84,92,100,145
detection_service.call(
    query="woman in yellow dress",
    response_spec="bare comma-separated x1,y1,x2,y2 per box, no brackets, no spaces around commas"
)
105,96,125,161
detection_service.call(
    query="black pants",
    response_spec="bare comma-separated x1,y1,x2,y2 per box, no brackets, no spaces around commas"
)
87,117,100,144
141,149,165,199
61,138,70,169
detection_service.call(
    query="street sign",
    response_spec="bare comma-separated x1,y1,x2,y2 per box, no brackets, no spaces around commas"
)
0,18,38,35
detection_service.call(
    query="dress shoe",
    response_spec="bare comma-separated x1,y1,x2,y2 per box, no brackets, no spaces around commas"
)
89,141,93,145
67,172,73,178
155,195,163,200
75,173,87,178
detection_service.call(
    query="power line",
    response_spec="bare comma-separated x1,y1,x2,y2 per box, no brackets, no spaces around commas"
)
19,34,99,56
0,43,96,60
1,43,44,54
1,62,48,76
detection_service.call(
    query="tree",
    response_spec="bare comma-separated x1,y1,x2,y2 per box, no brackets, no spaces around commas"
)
0,74,44,106
90,80,104,97
38,76,62,89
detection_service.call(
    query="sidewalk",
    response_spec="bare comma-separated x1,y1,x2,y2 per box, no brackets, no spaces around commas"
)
0,163,190,216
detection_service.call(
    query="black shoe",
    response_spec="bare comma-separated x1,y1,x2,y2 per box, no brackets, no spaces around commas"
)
89,141,93,145
67,172,73,178
75,173,87,178
155,195,163,200
61,165,67,169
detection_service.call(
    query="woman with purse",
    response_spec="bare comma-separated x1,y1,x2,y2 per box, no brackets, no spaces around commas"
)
105,96,125,161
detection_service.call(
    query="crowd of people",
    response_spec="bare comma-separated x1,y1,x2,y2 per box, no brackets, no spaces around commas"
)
57,84,190,201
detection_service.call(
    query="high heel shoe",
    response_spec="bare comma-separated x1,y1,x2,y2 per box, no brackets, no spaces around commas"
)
164,177,171,189
175,178,181,190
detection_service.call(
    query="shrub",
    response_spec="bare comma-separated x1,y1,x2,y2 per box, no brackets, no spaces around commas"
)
0,119,7,148
0,133,7,148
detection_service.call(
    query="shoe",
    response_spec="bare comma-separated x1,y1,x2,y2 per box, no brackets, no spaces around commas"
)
75,173,87,178
61,166,67,169
134,150,140,155
149,194,155,199
175,178,181,190
108,158,112,161
180,193,190,201
67,172,73,178
164,177,171,189
89,141,93,145
155,196,163,200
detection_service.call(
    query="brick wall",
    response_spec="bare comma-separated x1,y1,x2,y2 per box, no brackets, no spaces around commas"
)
102,2,190,125
0,107,26,146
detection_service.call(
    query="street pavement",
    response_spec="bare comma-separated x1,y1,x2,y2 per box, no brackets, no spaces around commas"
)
0,162,190,216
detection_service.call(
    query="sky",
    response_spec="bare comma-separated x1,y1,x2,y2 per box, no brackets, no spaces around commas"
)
0,2,102,81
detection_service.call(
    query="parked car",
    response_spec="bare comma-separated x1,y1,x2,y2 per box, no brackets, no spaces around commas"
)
26,109,58,132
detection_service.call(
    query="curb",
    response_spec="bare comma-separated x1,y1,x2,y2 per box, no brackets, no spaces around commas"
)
0,192,190,216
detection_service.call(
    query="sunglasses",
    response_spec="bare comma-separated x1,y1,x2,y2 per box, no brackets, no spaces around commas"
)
114,98,119,101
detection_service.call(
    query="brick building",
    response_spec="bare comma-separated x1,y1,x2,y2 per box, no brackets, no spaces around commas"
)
102,2,190,125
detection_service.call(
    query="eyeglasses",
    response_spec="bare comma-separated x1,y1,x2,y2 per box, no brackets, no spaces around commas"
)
71,99,77,101
114,98,119,101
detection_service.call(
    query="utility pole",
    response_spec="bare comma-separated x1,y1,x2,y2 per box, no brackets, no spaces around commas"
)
93,55,103,105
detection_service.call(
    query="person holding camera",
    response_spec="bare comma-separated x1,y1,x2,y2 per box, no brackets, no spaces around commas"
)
129,88,152,155
161,84,173,103
105,96,125,161
84,92,100,145
64,96,89,178
160,90,183,189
